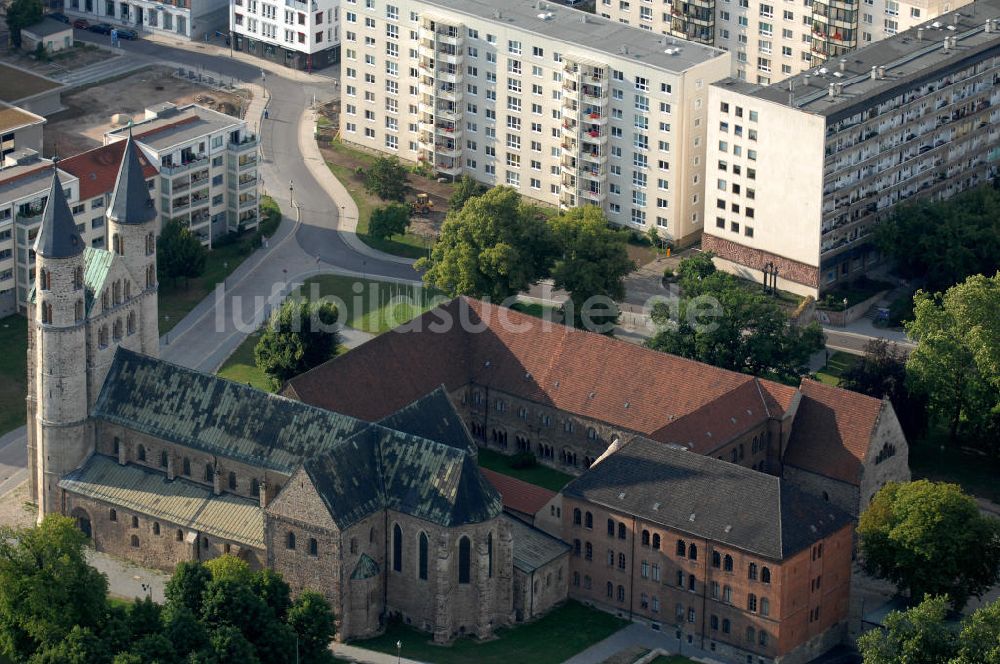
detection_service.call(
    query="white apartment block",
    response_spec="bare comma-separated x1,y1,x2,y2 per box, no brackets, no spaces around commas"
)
701,5,1000,297
601,0,971,84
0,144,159,316
63,0,229,40
106,103,260,248
231,0,341,70
339,0,731,245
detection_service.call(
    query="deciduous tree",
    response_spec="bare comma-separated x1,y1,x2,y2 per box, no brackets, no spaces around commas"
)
857,595,957,664
448,175,488,212
841,338,928,440
5,0,43,49
156,218,207,287
164,561,212,616
368,203,411,241
287,591,337,664
254,299,341,390
362,157,409,202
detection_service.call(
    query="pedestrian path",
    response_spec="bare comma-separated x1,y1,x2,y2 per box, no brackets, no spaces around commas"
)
51,54,150,87
331,643,426,664
562,623,724,664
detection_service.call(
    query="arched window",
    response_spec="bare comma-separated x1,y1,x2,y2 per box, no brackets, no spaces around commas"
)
746,626,755,642
131,535,139,548
113,233,123,256
102,291,109,310
109,508,117,521
722,618,731,634
585,542,592,560
74,300,83,323
712,551,721,568
761,566,771,584
641,529,650,546
392,524,403,572
127,311,135,335
182,457,191,476
585,511,593,529
228,472,237,490
617,523,626,540
286,531,296,549
573,508,581,525
607,519,614,536
689,543,698,560
99,326,109,348
251,478,260,497
137,445,146,461
710,615,719,630
418,532,429,580
74,266,83,290
688,574,696,591
748,593,757,612
124,282,131,300
677,570,684,586
41,302,52,324
153,522,160,535
606,582,613,598
204,464,214,482
160,450,168,468
309,538,318,556
676,539,686,557
759,631,768,646
131,515,138,528
723,585,733,603
176,529,183,542
617,585,625,602
487,531,494,578
458,536,471,584
146,232,155,256
749,562,758,580
112,281,121,305
39,268,49,291
652,533,660,550
369,527,375,543
146,265,155,288
573,539,581,556
760,597,770,616
112,318,123,340
724,554,734,572
618,553,626,569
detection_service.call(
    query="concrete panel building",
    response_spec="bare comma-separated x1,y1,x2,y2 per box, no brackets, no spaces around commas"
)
230,0,341,70
599,0,971,84
63,0,230,40
702,4,1000,296
337,0,732,246
0,105,45,162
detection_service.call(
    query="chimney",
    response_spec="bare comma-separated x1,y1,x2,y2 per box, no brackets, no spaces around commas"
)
839,58,846,72
166,454,175,481
953,12,960,25
259,480,270,508
828,82,837,97
950,35,958,48
877,65,886,78
917,27,924,40
871,65,878,80
986,20,993,33
943,37,950,53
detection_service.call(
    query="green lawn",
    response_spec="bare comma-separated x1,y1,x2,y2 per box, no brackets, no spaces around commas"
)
511,301,563,322
299,274,444,334
158,242,254,335
353,600,626,664
814,351,859,387
324,140,430,260
0,316,28,436
909,428,1000,503
477,448,574,492
217,332,272,392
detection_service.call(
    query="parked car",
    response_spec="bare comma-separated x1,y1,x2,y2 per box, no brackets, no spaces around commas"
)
88,22,113,34
72,18,90,29
49,12,71,23
116,28,139,40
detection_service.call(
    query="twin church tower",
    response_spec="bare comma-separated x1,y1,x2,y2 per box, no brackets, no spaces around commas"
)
27,133,161,519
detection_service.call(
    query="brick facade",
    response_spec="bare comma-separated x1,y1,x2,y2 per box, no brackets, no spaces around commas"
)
704,234,821,290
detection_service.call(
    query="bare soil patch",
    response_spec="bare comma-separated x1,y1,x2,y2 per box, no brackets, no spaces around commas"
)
0,41,114,79
0,482,37,530
0,61,61,102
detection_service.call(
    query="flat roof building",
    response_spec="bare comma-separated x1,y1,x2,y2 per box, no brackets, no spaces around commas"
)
702,2,1000,296
0,104,45,161
338,0,732,246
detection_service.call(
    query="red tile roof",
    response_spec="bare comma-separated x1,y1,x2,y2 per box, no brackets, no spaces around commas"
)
480,468,556,517
783,379,885,485
649,380,769,453
58,142,158,201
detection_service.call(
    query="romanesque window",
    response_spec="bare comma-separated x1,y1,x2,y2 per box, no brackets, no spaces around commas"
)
585,512,593,529
74,267,83,290
41,303,52,325
573,508,581,526
710,615,719,630
563,419,574,433
676,539,686,557
109,509,117,521
606,582,613,598
137,445,145,462
641,529,650,546
113,437,120,455
722,618,731,634
618,553,626,569
102,291,109,310
182,458,191,476
723,585,732,603
617,523,626,540
711,581,719,599
286,531,296,550
350,538,357,554
760,597,770,616
418,532,428,580
487,532,494,578
228,472,236,490
458,536,471,584
607,519,614,537
761,567,771,584
688,574,696,591
712,551,721,568
113,234,123,256
309,538,318,557
99,326,109,349
74,300,84,323
176,530,183,542
146,265,155,288
127,311,135,336
746,626,755,643
676,571,684,587
113,281,121,305
518,406,527,419
652,533,660,550
689,544,697,561
587,427,597,440
153,522,160,535
131,516,139,528
607,549,614,566
131,535,139,548
124,282,131,300
146,232,155,256
160,451,168,468
759,631,768,646
875,443,897,464
748,562,758,581
112,318,123,340
748,593,757,612
204,464,214,483
724,554,734,572
251,479,260,497
392,524,402,572
617,585,625,602
39,268,49,291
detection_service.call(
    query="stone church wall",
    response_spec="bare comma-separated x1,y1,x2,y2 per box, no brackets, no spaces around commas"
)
858,405,910,515
781,466,860,519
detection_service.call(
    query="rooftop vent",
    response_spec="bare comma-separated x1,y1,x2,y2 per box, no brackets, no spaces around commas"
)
917,27,924,40
931,20,942,28
536,12,554,20
652,502,660,511
618,491,626,500
724,525,732,533
524,371,531,379
689,513,696,522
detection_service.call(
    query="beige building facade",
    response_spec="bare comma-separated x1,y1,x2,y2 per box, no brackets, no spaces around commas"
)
338,0,731,245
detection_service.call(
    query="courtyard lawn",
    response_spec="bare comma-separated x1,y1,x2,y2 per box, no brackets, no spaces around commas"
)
158,242,253,335
216,332,272,392
299,274,444,335
814,351,859,387
0,316,29,436
511,301,563,322
354,600,626,664
477,448,574,493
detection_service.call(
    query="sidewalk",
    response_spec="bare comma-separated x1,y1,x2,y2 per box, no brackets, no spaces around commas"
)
331,643,426,664
562,623,724,664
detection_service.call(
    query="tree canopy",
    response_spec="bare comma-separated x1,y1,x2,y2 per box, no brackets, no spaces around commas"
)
362,157,410,202
875,184,1000,293
448,175,488,212
905,272,1000,451
417,186,556,302
840,338,928,440
5,0,43,49
368,203,411,241
157,218,207,287
647,253,825,382
858,480,1000,610
254,299,341,390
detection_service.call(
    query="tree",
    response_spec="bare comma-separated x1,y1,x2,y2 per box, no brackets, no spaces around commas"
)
857,595,958,664
28,626,110,664
647,254,825,382
5,0,43,49
161,604,208,659
875,184,1000,292
157,218,207,287
953,598,1000,664
448,175,488,212
254,299,341,390
362,157,409,201
0,516,109,661
202,625,259,664
251,570,291,622
164,561,212,616
204,555,253,586
858,480,1000,610
368,203,411,241
905,272,1000,450
417,186,555,301
548,207,634,330
126,596,162,640
286,591,336,664
840,338,928,440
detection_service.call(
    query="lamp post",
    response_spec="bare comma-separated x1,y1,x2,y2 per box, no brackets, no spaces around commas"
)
289,180,294,206
164,315,170,344
396,640,402,664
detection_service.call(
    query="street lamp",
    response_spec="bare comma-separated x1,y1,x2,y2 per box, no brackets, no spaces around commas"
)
396,640,402,664
843,297,849,312
289,180,294,206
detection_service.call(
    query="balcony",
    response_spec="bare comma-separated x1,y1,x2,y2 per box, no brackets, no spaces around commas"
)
581,151,608,167
435,123,460,138
238,196,258,209
434,142,461,157
161,154,209,176
562,104,581,123
239,176,257,190
435,29,462,46
582,110,608,125
581,189,607,204
228,135,258,152
436,69,462,85
559,189,577,207
436,159,462,175
238,156,257,171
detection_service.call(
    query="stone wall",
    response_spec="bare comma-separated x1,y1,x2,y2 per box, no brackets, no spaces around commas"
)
858,403,910,513
704,234,821,291
518,553,569,620
781,466,860,519
339,512,385,640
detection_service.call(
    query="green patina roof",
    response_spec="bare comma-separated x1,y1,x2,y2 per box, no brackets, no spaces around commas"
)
94,349,368,472
27,245,114,311
350,553,381,580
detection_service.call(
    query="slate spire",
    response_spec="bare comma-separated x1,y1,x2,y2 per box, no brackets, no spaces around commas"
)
33,161,84,259
108,126,156,225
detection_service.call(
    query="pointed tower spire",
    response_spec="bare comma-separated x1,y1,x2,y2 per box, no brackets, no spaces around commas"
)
33,161,84,259
108,127,156,225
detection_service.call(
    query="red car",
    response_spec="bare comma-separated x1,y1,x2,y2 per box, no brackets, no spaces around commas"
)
73,18,90,29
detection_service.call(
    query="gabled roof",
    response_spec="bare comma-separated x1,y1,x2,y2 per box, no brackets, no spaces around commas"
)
81,246,114,314
59,139,158,202
33,167,83,259
304,425,502,530
648,380,770,453
93,349,367,473
783,379,886,485
503,515,570,573
480,468,557,516
377,386,476,455
563,438,852,560
107,132,156,224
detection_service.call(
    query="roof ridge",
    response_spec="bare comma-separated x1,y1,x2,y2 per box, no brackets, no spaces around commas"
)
753,377,772,419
